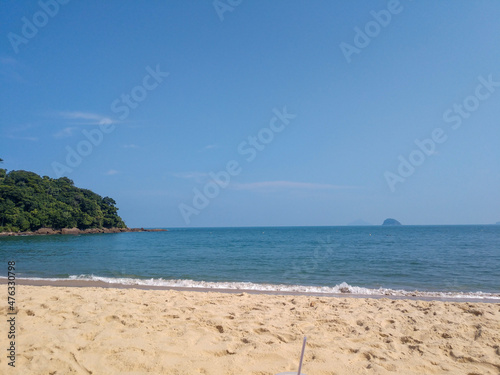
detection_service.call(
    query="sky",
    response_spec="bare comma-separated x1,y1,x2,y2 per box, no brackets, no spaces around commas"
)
1,0,499,227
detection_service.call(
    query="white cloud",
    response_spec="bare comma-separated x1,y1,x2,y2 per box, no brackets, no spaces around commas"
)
53,126,77,138
105,169,119,175
199,144,218,152
231,181,358,191
0,57,17,65
3,124,38,141
0,56,26,83
173,171,209,183
57,111,116,125
11,123,33,132
6,135,38,142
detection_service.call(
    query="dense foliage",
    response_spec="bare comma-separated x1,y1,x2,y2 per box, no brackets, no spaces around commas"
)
0,167,126,232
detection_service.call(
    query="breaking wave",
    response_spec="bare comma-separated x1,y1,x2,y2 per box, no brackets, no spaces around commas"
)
4,275,500,301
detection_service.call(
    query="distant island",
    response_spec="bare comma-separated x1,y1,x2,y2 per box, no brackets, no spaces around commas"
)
0,160,164,235
382,218,402,226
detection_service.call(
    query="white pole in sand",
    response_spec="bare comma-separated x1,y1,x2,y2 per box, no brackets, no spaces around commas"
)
297,336,307,375
275,336,307,375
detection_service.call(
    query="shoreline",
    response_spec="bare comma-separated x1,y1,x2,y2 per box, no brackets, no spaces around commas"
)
3,278,499,303
0,227,167,237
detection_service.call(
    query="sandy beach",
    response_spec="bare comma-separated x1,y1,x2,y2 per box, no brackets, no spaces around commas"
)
1,285,499,375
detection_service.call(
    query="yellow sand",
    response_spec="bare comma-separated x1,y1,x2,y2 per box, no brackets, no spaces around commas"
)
1,285,499,374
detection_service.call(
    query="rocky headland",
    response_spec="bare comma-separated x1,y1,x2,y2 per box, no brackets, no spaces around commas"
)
0,227,167,237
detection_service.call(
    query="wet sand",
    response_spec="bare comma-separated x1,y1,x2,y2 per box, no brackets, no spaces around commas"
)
1,284,499,374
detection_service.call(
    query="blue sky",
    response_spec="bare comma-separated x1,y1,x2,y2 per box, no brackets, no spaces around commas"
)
1,0,499,227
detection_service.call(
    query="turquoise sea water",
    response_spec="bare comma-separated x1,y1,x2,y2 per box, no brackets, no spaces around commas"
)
1,226,499,299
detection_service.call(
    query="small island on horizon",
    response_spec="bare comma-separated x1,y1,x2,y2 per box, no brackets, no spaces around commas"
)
0,160,165,236
382,218,402,226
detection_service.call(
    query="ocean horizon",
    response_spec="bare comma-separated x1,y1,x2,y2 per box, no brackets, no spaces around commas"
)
2,225,499,301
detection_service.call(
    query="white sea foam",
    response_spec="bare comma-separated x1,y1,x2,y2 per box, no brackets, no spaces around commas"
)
3,275,499,300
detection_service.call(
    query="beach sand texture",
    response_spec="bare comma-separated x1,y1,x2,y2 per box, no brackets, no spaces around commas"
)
1,285,499,374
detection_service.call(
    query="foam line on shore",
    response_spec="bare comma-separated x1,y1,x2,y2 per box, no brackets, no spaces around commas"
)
2,275,499,302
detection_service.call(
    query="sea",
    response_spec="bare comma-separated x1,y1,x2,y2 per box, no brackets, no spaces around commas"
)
1,225,499,301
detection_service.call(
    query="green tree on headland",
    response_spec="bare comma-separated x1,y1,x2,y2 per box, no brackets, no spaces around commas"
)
0,160,126,232
0,159,5,184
